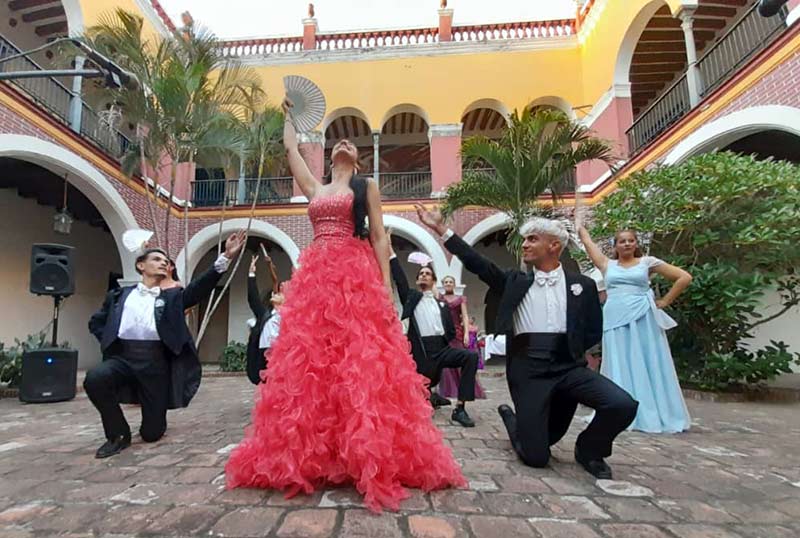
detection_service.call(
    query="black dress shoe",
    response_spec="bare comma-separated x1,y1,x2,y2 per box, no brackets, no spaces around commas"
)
430,393,452,408
95,434,131,459
574,446,612,479
451,407,475,427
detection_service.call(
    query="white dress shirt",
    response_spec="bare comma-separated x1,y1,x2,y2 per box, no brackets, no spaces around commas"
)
259,311,282,349
117,254,231,341
513,265,568,335
415,291,445,337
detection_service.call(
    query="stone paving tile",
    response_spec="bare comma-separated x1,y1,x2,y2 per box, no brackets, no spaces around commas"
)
208,507,284,537
467,515,533,538
276,509,338,537
340,509,404,538
1,371,798,537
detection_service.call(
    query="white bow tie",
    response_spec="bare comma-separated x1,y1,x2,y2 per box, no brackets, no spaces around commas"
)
535,273,560,287
422,290,436,298
137,283,161,297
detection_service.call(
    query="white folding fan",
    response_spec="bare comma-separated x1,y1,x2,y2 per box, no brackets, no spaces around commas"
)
283,75,326,133
122,229,154,254
408,251,433,266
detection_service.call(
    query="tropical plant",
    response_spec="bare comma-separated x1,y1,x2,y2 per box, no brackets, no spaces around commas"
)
82,9,262,256
441,107,614,259
589,151,800,390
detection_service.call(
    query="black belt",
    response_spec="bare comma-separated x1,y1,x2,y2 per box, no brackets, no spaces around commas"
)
421,335,448,353
510,333,570,360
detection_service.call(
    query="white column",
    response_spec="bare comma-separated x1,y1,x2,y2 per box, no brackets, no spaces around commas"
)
68,55,85,133
679,8,703,107
372,131,380,182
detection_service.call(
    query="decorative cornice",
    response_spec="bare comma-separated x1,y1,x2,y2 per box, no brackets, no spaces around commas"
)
134,0,175,37
235,36,578,66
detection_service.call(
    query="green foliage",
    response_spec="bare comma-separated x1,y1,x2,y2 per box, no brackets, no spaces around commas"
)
591,152,800,390
0,331,70,388
218,341,247,372
441,107,614,260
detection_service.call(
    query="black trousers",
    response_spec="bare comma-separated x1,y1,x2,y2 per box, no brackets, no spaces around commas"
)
504,343,638,467
83,340,170,443
424,336,479,402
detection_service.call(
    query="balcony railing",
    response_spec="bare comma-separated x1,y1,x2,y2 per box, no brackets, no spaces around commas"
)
0,33,131,159
627,3,788,154
379,171,432,200
190,177,294,207
627,75,692,156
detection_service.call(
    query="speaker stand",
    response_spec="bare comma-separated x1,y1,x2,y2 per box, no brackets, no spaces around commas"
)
51,295,64,347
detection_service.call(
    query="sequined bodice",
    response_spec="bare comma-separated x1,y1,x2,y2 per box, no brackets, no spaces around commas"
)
308,192,355,242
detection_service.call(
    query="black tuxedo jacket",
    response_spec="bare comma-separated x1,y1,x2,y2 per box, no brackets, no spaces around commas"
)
245,275,274,385
444,233,602,368
88,264,224,408
390,257,455,385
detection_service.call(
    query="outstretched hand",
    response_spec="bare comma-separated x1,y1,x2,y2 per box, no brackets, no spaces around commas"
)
414,203,446,235
224,230,247,259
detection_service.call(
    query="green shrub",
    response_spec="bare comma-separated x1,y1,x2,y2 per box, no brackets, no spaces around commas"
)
590,152,800,390
219,341,247,372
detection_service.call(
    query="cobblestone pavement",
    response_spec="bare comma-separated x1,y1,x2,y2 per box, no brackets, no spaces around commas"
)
2,368,799,538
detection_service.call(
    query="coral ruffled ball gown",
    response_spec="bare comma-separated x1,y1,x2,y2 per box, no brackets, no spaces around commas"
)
225,192,465,512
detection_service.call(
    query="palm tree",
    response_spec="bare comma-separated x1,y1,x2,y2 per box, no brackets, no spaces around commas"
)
81,9,262,255
441,107,614,261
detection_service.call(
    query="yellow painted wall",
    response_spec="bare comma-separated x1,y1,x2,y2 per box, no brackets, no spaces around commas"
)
252,47,584,129
74,0,693,128
78,0,163,42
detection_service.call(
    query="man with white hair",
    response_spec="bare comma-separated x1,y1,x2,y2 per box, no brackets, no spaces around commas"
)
416,205,638,479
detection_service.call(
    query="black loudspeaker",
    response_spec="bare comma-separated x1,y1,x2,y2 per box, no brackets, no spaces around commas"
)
19,348,78,403
30,244,75,296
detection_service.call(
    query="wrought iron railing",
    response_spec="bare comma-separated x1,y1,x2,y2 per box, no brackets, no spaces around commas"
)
626,3,789,154
627,75,691,155
0,32,131,159
697,2,788,97
379,171,432,199
190,177,294,207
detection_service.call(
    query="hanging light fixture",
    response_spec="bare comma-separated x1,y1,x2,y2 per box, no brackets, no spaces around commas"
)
53,174,73,235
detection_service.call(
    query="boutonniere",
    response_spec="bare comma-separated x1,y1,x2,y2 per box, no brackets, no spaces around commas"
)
438,301,446,308
570,283,583,296
154,298,165,308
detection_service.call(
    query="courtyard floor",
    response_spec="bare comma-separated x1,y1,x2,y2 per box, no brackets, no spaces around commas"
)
1,367,799,538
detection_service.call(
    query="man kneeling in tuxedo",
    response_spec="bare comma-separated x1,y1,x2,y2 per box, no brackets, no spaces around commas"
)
417,205,637,478
389,241,478,427
84,231,246,458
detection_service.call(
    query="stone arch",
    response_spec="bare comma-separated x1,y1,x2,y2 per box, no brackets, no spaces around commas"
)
383,215,449,279
527,96,578,120
61,0,85,36
461,99,512,123
663,106,800,165
322,107,373,134
380,103,431,130
448,212,512,283
613,0,672,87
175,218,301,282
0,134,139,281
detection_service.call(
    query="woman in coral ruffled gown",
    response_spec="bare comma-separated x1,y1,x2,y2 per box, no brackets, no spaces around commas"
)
225,100,465,512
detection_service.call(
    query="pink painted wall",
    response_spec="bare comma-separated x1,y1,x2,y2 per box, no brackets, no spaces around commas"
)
577,96,633,186
430,134,461,191
142,155,194,202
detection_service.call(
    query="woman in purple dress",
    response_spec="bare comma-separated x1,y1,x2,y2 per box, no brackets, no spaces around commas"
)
438,277,486,399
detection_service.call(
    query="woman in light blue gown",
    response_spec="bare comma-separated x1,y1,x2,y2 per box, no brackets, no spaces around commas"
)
578,227,693,433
